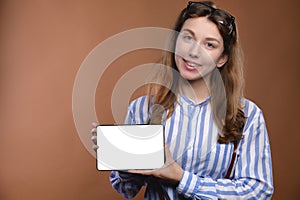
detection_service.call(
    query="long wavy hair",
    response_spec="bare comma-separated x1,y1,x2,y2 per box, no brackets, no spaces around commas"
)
147,1,246,144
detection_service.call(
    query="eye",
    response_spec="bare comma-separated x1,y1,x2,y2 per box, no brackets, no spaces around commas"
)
205,42,216,49
183,35,193,41
181,34,194,42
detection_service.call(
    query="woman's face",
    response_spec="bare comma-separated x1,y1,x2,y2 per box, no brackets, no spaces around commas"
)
175,17,228,82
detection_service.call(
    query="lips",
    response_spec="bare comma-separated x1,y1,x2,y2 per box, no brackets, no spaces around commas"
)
183,58,201,71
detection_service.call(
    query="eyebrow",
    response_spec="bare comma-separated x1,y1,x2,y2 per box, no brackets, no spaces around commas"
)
206,37,221,44
181,29,196,37
181,28,221,44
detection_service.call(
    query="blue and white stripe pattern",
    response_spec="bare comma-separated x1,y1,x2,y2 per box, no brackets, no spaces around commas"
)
110,94,274,199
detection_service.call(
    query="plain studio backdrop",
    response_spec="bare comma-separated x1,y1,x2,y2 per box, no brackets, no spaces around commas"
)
0,0,299,199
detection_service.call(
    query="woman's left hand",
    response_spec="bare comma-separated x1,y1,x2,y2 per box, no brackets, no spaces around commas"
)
129,144,183,184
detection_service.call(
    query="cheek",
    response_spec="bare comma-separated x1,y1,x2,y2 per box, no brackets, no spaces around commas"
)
175,39,189,57
209,46,225,64
174,54,181,68
202,51,223,67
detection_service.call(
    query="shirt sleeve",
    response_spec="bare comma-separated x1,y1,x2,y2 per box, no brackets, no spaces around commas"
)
176,109,274,200
110,171,146,199
109,98,148,198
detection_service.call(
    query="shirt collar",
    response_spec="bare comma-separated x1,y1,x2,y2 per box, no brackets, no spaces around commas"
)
178,93,211,107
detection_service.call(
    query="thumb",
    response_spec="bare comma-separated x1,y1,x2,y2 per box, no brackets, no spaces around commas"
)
164,143,173,164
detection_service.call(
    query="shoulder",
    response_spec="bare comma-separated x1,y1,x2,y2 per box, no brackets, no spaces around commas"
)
242,98,267,131
128,96,149,118
242,98,264,119
127,95,149,111
125,96,150,124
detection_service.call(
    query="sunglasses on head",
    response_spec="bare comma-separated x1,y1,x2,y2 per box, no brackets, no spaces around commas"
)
187,1,236,34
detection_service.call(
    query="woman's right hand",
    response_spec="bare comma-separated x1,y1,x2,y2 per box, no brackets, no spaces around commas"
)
91,122,99,151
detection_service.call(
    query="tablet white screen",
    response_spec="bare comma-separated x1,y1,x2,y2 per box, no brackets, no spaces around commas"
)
97,124,165,170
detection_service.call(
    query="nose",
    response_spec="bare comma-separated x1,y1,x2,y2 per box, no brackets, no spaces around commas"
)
188,42,200,59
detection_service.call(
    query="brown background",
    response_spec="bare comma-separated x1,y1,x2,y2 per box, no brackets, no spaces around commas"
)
0,0,299,199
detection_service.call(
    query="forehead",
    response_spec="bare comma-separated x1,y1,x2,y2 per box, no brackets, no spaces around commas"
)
181,17,223,41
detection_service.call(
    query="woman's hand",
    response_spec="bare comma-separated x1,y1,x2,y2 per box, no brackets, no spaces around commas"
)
91,122,99,151
129,144,183,184
91,123,183,183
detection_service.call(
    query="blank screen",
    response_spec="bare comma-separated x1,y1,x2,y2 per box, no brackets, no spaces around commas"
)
97,124,165,170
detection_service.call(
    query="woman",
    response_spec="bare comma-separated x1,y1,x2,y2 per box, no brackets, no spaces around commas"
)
92,1,274,199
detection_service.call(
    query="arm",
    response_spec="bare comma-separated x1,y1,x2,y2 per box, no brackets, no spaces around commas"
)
92,122,147,198
110,171,146,199
130,109,274,199
176,110,274,200
109,97,149,198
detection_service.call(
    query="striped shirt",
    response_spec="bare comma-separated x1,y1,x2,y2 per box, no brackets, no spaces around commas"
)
110,94,274,199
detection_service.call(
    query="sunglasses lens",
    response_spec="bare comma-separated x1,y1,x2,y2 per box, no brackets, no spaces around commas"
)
187,1,235,33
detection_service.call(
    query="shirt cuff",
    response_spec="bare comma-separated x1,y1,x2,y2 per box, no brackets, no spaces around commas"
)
111,170,146,183
176,170,200,199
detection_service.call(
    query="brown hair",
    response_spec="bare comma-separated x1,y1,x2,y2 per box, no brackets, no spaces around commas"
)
147,1,246,143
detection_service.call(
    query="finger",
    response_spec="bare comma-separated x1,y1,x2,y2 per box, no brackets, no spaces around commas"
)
164,143,172,160
91,127,97,136
128,169,154,175
93,144,99,151
92,122,98,128
164,143,171,155
163,143,175,167
91,135,97,144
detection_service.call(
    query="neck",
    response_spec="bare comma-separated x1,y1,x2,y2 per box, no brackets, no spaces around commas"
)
178,76,210,104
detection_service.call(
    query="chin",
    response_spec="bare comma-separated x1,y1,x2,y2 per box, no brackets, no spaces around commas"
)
179,72,203,82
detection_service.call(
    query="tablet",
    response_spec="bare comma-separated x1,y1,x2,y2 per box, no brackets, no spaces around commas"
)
96,124,165,170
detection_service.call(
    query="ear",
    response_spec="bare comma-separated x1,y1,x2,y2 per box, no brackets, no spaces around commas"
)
216,54,228,68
